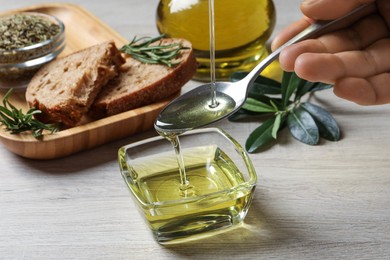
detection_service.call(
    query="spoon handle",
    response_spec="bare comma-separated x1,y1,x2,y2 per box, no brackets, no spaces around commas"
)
244,2,377,86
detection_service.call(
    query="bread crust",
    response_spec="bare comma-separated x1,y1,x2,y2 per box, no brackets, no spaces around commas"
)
25,41,125,127
90,39,197,118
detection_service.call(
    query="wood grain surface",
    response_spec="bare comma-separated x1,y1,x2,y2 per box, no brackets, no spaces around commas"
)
1,0,390,259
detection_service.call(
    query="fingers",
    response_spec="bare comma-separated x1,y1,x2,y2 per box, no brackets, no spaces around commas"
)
377,0,390,27
278,14,390,72
278,40,323,71
334,73,390,105
294,38,390,83
272,1,386,53
271,0,390,106
271,18,312,51
301,0,375,20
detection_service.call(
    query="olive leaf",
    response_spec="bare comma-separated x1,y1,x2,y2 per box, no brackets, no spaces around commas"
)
230,71,340,153
228,95,282,121
272,113,283,139
242,97,277,113
295,81,333,100
301,102,340,141
245,117,277,153
281,72,305,107
309,82,333,92
280,72,292,107
287,106,319,145
231,72,282,96
228,109,265,121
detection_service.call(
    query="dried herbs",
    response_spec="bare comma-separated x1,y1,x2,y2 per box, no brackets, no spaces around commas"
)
0,13,64,79
0,13,60,51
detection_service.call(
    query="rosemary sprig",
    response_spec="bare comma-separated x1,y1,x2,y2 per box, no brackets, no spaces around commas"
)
0,89,58,140
120,34,189,67
229,71,340,153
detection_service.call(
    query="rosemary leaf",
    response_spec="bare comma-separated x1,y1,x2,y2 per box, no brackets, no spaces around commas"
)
120,34,189,67
0,89,58,140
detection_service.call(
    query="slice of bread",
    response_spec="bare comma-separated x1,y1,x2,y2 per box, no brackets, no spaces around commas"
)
90,38,197,118
25,41,125,127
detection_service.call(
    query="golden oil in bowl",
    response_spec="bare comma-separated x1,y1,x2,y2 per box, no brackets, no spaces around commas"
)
156,0,276,81
119,128,257,243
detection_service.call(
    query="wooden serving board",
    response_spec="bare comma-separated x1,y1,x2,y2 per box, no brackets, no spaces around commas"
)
0,3,174,159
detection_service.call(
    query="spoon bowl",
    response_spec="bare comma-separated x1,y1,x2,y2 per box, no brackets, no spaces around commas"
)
154,82,238,132
155,3,376,133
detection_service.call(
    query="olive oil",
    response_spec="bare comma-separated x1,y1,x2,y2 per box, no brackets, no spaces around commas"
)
121,145,255,242
155,0,236,132
154,90,236,132
122,1,258,243
156,0,276,80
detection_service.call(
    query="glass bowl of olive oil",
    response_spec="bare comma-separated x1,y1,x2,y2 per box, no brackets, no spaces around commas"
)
0,12,65,83
118,128,257,244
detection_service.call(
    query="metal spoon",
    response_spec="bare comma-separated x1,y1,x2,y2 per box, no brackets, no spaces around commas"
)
155,3,376,133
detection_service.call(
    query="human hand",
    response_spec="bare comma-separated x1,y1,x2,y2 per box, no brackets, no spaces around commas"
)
271,0,390,105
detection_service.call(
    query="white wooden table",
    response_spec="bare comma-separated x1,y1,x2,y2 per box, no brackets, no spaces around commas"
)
1,1,390,259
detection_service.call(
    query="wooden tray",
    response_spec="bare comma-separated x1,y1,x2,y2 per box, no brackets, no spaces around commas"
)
0,3,173,159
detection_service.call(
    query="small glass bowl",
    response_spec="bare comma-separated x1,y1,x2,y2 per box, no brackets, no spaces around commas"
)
118,128,257,244
0,12,65,82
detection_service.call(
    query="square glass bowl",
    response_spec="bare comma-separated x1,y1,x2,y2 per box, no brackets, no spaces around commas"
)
0,12,65,83
118,128,257,243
